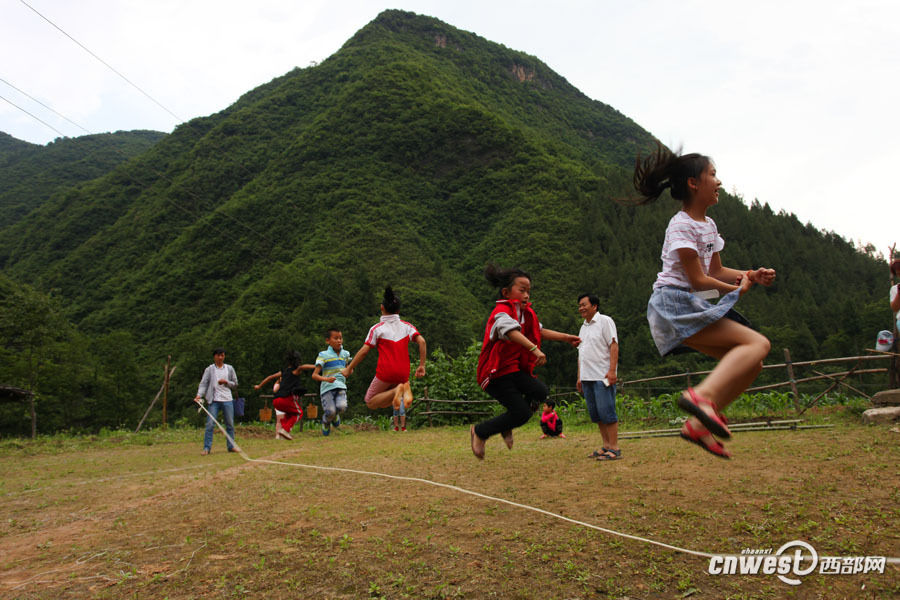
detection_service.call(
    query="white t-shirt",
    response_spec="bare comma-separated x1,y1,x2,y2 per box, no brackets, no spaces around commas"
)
578,312,618,381
654,211,725,290
213,365,232,403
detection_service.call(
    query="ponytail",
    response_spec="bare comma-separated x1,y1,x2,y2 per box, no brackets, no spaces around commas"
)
382,286,401,314
632,143,711,204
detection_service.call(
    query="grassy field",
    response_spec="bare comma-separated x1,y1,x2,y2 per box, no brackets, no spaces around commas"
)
1,410,898,599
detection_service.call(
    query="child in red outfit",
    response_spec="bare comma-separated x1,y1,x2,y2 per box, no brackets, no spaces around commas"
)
254,351,315,440
343,287,426,429
470,265,580,459
539,401,565,438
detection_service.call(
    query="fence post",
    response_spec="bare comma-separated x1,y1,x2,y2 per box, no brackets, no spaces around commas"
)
163,355,170,429
425,386,432,428
784,348,801,413
685,371,692,389
890,245,898,389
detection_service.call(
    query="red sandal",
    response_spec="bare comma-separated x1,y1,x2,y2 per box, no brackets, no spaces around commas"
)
680,420,731,459
677,388,732,439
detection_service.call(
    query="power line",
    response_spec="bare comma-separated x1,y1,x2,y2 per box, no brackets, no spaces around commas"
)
1,75,274,262
16,0,309,217
15,0,299,210
0,77,91,135
0,92,67,138
3,76,372,321
8,6,372,320
18,0,181,124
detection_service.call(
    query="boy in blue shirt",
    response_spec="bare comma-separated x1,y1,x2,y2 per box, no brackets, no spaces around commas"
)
312,328,351,436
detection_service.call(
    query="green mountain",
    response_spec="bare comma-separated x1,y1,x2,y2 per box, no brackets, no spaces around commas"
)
0,10,892,434
0,130,165,229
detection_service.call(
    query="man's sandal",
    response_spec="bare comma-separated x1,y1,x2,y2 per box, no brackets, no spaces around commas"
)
680,420,731,459
596,448,622,461
677,387,731,439
589,447,610,459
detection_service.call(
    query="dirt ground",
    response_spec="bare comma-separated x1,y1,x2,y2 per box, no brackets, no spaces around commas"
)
1,417,898,599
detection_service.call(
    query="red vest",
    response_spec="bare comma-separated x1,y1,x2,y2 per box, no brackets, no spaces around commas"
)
476,300,542,389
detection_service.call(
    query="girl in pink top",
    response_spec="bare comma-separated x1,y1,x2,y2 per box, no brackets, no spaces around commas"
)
634,145,776,459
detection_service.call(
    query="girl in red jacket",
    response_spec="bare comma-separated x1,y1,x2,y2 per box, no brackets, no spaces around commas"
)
470,265,580,459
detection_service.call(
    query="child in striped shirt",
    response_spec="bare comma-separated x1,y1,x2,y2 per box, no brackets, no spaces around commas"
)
312,329,351,436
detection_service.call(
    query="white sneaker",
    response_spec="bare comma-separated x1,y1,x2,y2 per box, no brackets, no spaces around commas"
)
276,427,292,440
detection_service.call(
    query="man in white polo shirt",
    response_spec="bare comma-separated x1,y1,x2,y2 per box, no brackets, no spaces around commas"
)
576,293,620,460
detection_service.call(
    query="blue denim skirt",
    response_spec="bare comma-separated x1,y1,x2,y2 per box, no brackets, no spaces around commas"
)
647,286,742,356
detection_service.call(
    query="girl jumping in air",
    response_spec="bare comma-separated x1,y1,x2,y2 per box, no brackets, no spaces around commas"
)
342,286,426,430
633,145,775,458
470,264,580,460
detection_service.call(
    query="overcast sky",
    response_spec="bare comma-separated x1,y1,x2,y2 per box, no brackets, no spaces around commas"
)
2,0,898,263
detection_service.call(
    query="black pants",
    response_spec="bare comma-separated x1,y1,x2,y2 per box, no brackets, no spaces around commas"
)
474,371,547,440
540,417,563,436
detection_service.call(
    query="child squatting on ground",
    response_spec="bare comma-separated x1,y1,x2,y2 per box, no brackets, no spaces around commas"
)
471,264,580,459
254,351,315,440
633,144,776,458
539,400,565,439
312,329,350,436
342,286,426,431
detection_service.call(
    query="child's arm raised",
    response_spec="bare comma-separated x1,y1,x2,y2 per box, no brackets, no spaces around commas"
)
253,372,282,390
292,363,317,376
340,346,370,378
542,329,581,347
413,334,427,378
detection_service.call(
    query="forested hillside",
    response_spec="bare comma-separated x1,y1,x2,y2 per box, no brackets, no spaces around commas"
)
0,130,165,229
0,10,892,435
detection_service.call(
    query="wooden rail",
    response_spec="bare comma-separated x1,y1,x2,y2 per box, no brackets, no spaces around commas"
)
619,354,889,387
617,350,891,416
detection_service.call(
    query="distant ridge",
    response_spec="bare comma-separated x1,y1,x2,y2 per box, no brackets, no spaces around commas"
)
0,9,888,399
0,130,165,229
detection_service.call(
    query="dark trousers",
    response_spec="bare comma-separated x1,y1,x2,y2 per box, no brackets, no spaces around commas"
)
540,417,563,436
474,371,547,440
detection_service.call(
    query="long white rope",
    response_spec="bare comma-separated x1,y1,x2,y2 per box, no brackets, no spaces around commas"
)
197,403,900,565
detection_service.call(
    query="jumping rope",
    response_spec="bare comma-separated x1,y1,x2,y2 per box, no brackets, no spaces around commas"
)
196,402,900,565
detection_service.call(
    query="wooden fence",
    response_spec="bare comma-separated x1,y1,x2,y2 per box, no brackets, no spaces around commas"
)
618,350,893,415
258,393,321,430
221,350,895,428
409,350,895,423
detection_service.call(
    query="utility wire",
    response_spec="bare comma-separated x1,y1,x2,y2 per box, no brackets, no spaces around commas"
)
0,92,67,138
1,77,90,135
1,76,274,263
19,0,181,124
10,4,378,321
17,0,304,215
3,75,373,320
